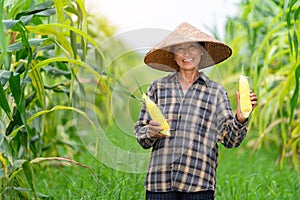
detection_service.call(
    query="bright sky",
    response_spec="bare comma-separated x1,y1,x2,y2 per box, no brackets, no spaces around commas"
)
86,0,241,39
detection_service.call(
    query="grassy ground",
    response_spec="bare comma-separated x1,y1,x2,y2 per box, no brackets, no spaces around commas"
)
33,137,299,200
216,143,299,200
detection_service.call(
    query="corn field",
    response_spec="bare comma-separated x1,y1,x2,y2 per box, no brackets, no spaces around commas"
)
0,0,111,198
0,0,299,199
210,0,300,171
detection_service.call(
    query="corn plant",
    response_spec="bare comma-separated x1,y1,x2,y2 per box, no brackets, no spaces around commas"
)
0,0,106,198
210,0,300,171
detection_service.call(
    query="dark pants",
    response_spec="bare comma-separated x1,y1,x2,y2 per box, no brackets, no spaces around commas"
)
146,190,214,200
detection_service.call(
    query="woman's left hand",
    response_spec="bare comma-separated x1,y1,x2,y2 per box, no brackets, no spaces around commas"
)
236,90,258,123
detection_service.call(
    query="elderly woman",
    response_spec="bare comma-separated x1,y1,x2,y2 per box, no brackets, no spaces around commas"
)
134,22,257,200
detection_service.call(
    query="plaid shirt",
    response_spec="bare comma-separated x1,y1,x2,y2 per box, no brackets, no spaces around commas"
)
134,71,248,192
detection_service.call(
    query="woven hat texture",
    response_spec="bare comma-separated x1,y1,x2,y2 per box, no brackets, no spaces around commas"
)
144,22,232,72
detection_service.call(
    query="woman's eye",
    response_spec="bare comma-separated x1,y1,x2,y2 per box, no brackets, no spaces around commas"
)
175,48,184,52
189,45,195,50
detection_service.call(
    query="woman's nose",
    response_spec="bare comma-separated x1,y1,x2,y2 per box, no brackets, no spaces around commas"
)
181,48,192,56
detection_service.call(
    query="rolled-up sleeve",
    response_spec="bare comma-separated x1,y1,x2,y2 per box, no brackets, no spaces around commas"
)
134,82,159,149
134,121,158,149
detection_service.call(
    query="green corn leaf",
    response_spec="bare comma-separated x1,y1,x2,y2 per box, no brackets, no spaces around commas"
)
30,156,98,181
135,78,145,96
76,0,88,60
29,66,45,109
31,57,101,80
27,23,104,61
74,73,86,103
7,124,24,138
11,21,33,80
44,82,69,93
70,29,77,59
3,0,15,7
284,0,290,24
295,6,300,22
16,4,55,19
33,0,54,10
2,19,20,31
22,161,37,199
5,108,23,136
5,38,45,52
1,167,23,193
27,105,96,130
6,0,25,19
0,151,7,179
27,24,74,59
75,0,87,27
9,74,21,104
0,1,9,70
9,73,25,113
290,63,300,124
63,4,79,58
7,1,55,26
0,83,12,120
18,15,33,25
293,29,298,60
288,31,294,56
42,65,71,76
33,8,56,17
56,61,71,79
113,85,141,100
0,70,13,85
279,70,294,109
54,0,64,24
0,133,4,147
9,105,97,139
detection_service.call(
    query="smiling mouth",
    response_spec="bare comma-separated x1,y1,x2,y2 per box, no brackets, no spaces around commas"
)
183,58,193,62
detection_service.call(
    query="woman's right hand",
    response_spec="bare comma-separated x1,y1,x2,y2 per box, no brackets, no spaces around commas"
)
147,120,167,138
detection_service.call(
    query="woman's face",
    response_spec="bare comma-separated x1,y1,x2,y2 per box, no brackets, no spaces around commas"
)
173,42,204,71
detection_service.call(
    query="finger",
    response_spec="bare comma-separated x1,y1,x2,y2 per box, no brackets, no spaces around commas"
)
149,125,163,134
249,91,257,100
250,93,258,107
250,96,257,101
236,91,240,99
148,131,166,138
156,132,167,137
149,120,162,126
251,100,258,108
148,121,163,134
236,91,241,110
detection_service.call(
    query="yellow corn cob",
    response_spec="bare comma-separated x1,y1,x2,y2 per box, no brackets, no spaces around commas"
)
239,75,252,118
142,94,170,136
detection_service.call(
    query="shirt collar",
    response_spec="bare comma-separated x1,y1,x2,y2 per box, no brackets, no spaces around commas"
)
169,71,209,86
197,71,210,86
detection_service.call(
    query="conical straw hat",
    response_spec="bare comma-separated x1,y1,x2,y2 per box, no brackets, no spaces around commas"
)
144,22,232,72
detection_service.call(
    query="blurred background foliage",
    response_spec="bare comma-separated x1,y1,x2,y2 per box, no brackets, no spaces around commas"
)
210,0,300,170
0,0,110,198
0,0,299,199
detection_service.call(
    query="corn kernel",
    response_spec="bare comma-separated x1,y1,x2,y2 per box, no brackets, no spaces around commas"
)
239,75,252,118
142,94,170,136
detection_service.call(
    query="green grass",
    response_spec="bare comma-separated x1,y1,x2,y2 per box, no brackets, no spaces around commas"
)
31,136,299,200
216,141,299,200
